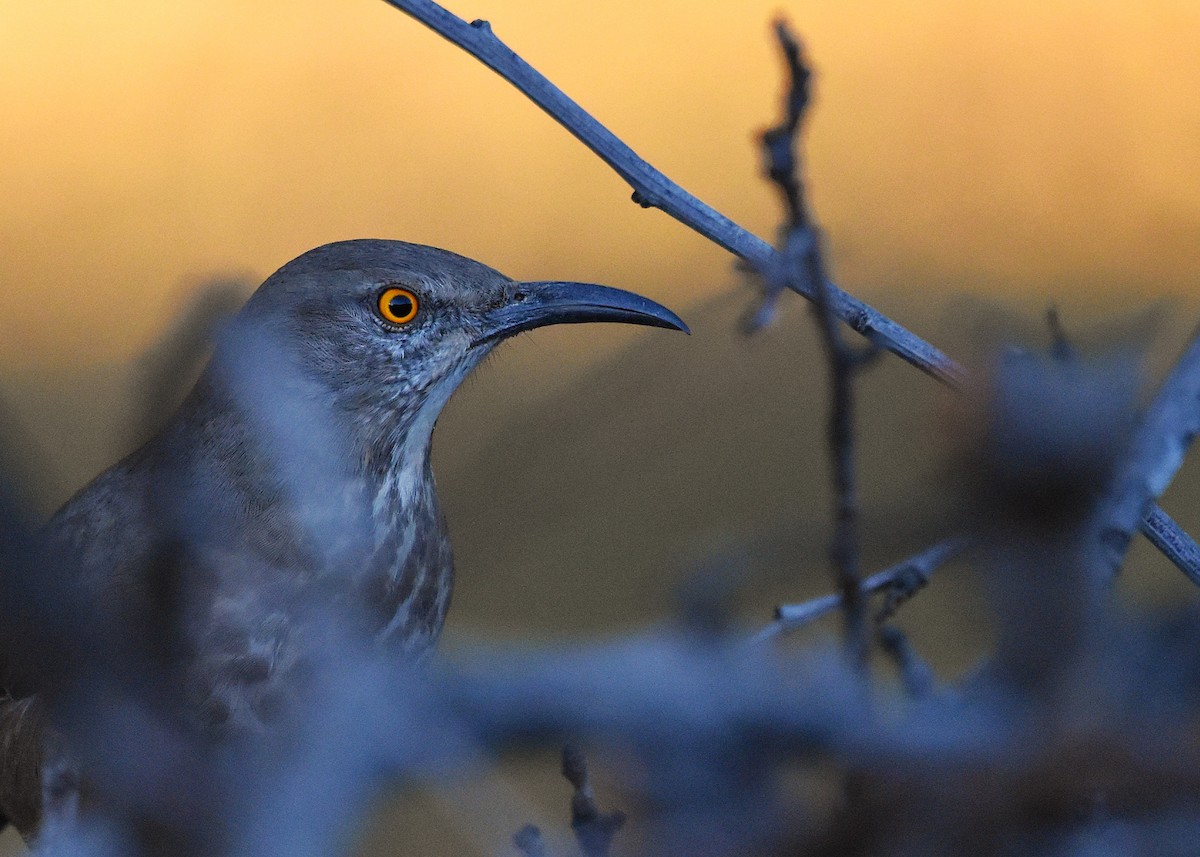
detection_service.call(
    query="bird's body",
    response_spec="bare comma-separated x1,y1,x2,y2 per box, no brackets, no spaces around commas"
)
0,239,685,840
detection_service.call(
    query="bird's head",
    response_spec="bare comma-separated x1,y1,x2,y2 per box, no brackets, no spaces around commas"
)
223,239,688,471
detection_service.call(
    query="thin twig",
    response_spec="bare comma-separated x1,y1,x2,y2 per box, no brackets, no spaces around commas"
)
378,0,961,386
377,0,1200,585
751,538,968,645
1098,324,1200,578
760,21,871,668
1140,505,1200,588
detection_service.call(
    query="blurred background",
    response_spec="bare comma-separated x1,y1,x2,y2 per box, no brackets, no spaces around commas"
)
4,0,1200,853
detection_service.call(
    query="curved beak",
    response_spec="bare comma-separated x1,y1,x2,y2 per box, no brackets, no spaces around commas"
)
472,281,689,347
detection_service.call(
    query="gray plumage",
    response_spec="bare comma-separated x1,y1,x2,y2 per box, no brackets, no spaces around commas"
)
0,239,686,839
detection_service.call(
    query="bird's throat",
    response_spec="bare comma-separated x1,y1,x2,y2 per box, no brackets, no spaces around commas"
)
353,366,475,651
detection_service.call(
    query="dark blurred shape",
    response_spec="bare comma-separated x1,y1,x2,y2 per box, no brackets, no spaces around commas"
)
675,553,747,639
971,350,1136,528
562,744,626,857
965,346,1137,699
512,824,547,857
131,279,249,449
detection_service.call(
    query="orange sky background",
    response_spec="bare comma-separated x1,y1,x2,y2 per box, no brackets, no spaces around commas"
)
3,0,1200,369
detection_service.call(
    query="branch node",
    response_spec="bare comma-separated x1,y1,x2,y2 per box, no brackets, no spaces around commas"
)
630,189,655,209
846,306,873,336
874,564,930,624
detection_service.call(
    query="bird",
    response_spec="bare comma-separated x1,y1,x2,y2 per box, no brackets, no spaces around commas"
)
0,238,688,840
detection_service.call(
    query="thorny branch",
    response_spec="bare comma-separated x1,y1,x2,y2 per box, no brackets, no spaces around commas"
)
378,0,1200,589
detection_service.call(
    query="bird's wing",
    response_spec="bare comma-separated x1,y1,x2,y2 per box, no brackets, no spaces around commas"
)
182,568,311,735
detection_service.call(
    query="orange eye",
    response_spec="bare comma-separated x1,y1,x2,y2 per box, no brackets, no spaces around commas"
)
377,287,419,325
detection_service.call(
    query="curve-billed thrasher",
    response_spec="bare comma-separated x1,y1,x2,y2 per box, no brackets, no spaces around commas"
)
0,239,687,839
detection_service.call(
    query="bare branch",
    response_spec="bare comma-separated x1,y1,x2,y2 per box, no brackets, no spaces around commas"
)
759,20,872,668
1047,307,1200,586
752,538,967,644
1098,325,1200,578
377,0,1200,588
1141,505,1200,588
378,0,962,386
760,19,811,231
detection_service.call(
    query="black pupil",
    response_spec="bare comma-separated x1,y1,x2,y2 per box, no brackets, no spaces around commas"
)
388,293,414,319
